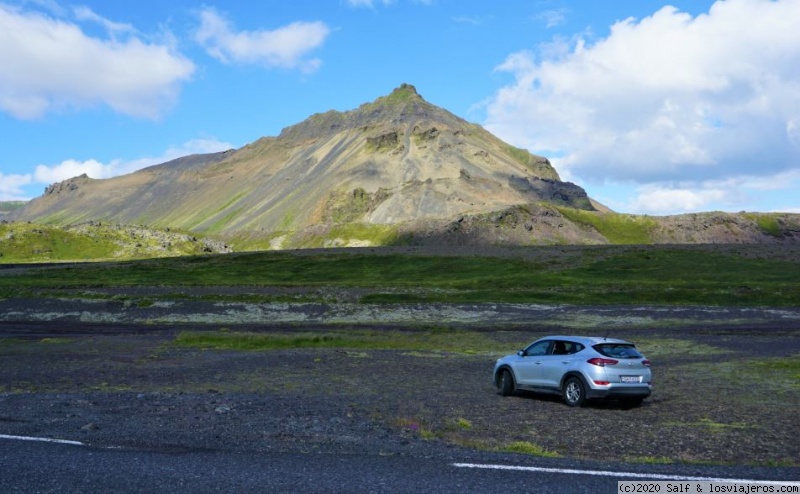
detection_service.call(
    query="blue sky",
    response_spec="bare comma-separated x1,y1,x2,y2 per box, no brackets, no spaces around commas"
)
1,0,799,215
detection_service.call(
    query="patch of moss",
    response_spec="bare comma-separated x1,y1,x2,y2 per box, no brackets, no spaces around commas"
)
326,188,390,224
502,441,561,458
744,213,783,237
624,456,675,465
207,208,242,234
664,418,753,434
556,207,657,244
292,222,401,249
173,329,505,354
0,222,219,262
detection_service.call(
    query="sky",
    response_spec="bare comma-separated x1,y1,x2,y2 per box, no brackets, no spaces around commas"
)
1,0,799,215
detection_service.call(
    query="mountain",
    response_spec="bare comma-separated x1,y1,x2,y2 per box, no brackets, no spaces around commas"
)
0,200,28,219
10,84,594,247
8,84,800,249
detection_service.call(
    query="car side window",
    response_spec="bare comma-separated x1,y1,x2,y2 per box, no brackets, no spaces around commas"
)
552,341,585,355
524,340,551,356
565,342,584,354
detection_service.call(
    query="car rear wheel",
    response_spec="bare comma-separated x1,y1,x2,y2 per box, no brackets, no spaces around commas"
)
498,369,514,396
562,376,586,407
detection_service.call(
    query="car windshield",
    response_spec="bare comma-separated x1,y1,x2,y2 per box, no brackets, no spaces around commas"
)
593,343,643,359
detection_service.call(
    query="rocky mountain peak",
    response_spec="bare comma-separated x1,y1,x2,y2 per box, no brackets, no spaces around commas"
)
383,83,422,101
10,84,606,245
277,83,437,142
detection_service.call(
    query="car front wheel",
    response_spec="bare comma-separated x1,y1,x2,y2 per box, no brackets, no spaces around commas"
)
498,369,514,397
562,376,586,407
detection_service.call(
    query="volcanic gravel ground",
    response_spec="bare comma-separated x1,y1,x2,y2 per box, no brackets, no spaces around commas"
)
1,310,798,471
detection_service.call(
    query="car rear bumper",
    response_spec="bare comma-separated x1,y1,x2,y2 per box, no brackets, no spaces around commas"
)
587,386,651,400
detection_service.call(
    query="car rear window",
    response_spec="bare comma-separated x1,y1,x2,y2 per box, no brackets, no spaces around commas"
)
593,344,643,359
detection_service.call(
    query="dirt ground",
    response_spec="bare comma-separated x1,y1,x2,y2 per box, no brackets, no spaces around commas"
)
1,303,798,469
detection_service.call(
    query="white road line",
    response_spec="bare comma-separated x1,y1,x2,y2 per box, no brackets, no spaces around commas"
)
452,463,800,486
0,434,84,446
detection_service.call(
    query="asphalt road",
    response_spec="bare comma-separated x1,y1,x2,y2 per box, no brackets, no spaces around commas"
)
2,436,798,494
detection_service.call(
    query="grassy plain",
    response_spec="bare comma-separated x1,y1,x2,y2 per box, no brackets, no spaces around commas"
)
1,244,799,467
2,245,798,306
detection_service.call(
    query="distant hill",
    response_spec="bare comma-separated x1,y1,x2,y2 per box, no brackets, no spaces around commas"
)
0,222,230,262
7,84,800,249
0,201,27,219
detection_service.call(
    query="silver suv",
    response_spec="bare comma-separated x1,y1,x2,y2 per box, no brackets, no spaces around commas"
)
493,335,652,407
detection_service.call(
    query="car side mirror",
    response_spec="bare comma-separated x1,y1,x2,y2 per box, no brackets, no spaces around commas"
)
517,350,525,357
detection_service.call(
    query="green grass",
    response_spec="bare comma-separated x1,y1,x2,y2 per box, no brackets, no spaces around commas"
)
173,328,506,354
745,355,800,383
293,223,401,248
663,418,754,434
677,356,800,399
556,207,658,244
502,441,561,458
634,339,731,359
624,456,675,465
744,213,783,237
1,247,798,306
0,222,217,262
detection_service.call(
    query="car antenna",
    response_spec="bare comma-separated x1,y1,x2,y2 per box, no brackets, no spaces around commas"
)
604,330,610,341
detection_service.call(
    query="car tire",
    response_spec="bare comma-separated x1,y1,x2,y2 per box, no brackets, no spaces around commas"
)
498,369,514,397
562,376,586,407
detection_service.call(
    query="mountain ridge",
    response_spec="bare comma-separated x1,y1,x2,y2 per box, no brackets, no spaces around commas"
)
7,84,800,249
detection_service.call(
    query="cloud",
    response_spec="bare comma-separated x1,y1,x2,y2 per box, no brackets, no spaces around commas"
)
345,0,394,7
533,8,568,28
345,0,433,8
484,0,800,214
0,172,33,201
195,8,330,73
596,167,800,215
71,5,134,36
628,183,733,214
452,15,490,25
14,138,235,200
0,3,195,120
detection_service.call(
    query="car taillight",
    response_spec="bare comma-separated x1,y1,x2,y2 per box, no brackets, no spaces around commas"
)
587,357,618,367
642,359,651,367
593,380,610,385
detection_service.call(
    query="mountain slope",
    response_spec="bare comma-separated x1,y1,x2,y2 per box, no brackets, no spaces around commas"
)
11,84,591,246
10,84,799,249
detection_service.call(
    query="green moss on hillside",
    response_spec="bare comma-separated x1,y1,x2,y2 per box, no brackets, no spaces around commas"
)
0,222,220,262
556,207,657,244
744,213,783,237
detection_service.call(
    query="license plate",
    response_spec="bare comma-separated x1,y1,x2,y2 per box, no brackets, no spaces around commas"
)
621,375,641,383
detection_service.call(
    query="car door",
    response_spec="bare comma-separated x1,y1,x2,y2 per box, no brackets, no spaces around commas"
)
513,340,552,385
538,340,579,389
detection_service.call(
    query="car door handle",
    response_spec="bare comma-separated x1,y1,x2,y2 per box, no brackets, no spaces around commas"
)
562,361,570,364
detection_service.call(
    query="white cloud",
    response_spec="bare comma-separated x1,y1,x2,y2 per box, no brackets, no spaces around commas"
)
484,0,800,213
34,158,109,184
452,16,481,25
598,167,800,215
628,184,732,214
0,172,33,201
20,138,235,199
72,5,134,36
533,8,568,28
0,3,195,120
346,0,394,7
346,0,433,8
195,8,330,73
